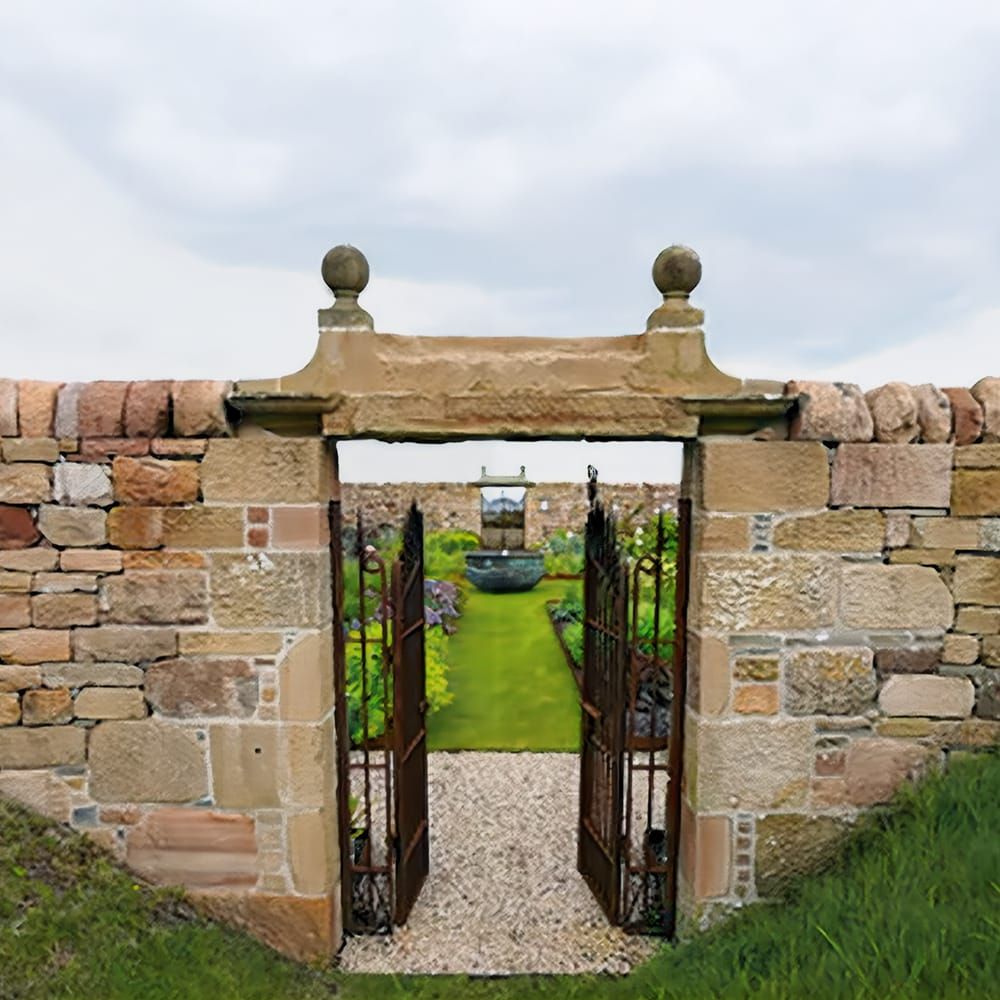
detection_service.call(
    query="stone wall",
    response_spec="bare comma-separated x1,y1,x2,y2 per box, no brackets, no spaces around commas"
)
679,377,1000,923
0,379,339,960
340,481,679,546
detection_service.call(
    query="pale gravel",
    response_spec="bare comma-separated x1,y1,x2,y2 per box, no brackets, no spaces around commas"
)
337,751,660,976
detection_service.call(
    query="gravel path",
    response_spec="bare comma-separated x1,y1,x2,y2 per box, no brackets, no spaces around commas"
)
337,752,660,976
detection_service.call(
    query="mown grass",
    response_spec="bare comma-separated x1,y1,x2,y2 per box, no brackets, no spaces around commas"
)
2,752,998,1000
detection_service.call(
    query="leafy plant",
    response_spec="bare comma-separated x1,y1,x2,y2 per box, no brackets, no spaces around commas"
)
424,530,480,581
541,528,585,576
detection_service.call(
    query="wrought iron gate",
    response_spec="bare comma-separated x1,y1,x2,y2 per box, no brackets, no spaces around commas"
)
578,469,689,936
333,503,429,934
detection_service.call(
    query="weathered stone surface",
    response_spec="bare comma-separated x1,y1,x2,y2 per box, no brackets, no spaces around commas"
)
160,507,244,548
33,572,97,593
951,469,1000,516
0,464,50,504
786,381,873,442
127,808,257,888
982,635,1000,667
74,687,146,720
866,383,919,443
53,383,83,438
0,506,38,551
691,718,814,810
983,519,1000,551
0,380,18,436
37,505,106,547
112,457,199,506
124,381,171,438
841,565,953,629
54,463,112,507
152,438,208,457
785,647,877,716
0,549,56,572
73,625,177,662
0,769,72,820
41,662,144,687
101,570,209,624
77,381,128,438
910,384,952,443
201,439,329,504
60,549,123,573
32,593,98,628
0,726,85,769
282,720,334,807
0,572,30,593
884,512,911,548
955,606,1000,634
909,516,979,549
697,555,836,632
272,506,328,549
773,510,884,552
146,658,256,718
77,438,149,462
2,438,59,462
942,388,984,445
732,655,779,681
954,444,1000,468
830,444,952,508
732,684,778,714
755,815,850,898
700,441,828,512
0,693,20,725
888,548,956,567
953,556,1000,606
879,675,975,718
122,551,206,570
21,687,72,726
875,718,934,738
211,552,327,629
0,665,41,691
107,506,164,549
844,737,931,806
696,514,750,552
971,377,1000,442
288,809,336,895
874,645,941,677
171,381,231,437
974,673,1000,720
210,724,280,808
17,381,60,437
178,631,284,656
687,633,730,716
89,720,207,802
942,633,979,665
0,630,70,664
279,629,333,722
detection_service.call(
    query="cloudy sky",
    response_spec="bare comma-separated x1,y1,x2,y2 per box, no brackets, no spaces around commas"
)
2,1,999,484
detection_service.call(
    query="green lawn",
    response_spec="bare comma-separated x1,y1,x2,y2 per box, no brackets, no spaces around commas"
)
427,579,581,751
1,752,998,999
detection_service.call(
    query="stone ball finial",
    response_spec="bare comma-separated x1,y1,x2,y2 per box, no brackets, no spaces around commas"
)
322,244,370,297
652,245,701,299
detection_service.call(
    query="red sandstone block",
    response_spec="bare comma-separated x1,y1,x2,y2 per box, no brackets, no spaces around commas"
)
171,381,231,437
0,506,39,550
0,381,18,437
17,381,61,437
942,387,984,445
151,438,207,457
73,438,150,463
107,507,165,549
78,382,128,438
112,457,199,506
124,381,171,438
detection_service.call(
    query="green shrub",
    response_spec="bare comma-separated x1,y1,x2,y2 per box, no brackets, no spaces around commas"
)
424,529,480,581
542,529,584,575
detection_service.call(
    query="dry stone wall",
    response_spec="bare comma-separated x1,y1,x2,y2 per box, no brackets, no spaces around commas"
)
0,379,339,960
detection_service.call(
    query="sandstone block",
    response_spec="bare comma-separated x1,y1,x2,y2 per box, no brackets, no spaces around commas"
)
866,383,919,443
955,606,1000,634
152,438,208,457
33,573,97,593
687,634,730,716
971,377,1000,441
211,552,327,629
888,548,956,567
0,665,42,691
161,506,244,548
41,662,144,687
76,438,149,462
830,444,952,508
60,549,123,573
279,629,333,722
73,625,177,663
910,384,952,443
980,635,1000,667
695,514,750,552
101,570,209,625
78,381,128,437
697,555,837,632
145,658,256,718
74,687,146,720
178,632,284,656
127,808,257,888
0,572,31,593
53,463,112,506
732,655,779,681
785,647,877,716
786,381,873,442
0,726,85,769
844,737,930,806
122,551,206,570
54,383,84,438
942,388,984,445
755,815,850,898
288,809,336,895
2,438,60,462
0,693,20,725
942,633,979,665
0,596,30,629
0,380,18,436
879,675,974,718
0,464,50,504
0,630,70,664
954,444,1000,468
983,520,1000,551
210,724,280,808
112,457,199,506
17,381,60,437
282,719,334,807
951,469,1000,516
0,550,56,571
841,565,953,629
0,769,72,821
909,516,979,549
107,506,164,549
32,593,98,628
37,505,106,547
124,381,171,438
90,720,207,802
884,512,911,548
0,505,39,550
22,687,73,725
170,381,231,437
699,441,828,512
953,556,1000,606
732,684,778,714
773,510,884,552
201,439,330,504
272,506,329,549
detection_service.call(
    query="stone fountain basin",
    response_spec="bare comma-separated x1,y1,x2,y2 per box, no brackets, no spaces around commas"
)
464,550,545,593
